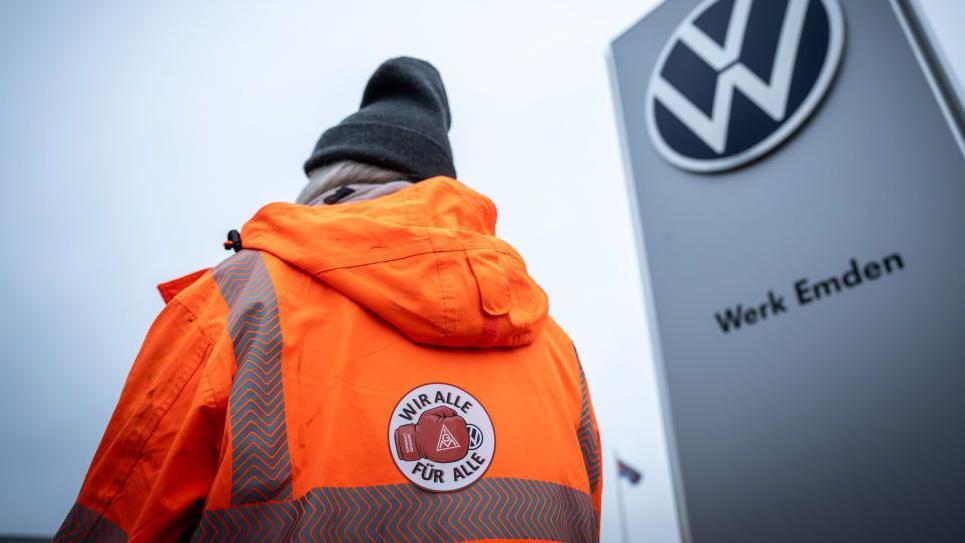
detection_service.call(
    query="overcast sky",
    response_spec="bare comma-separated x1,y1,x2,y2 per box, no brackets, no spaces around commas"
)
1,0,962,539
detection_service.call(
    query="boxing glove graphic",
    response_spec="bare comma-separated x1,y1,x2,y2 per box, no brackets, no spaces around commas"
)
395,406,469,463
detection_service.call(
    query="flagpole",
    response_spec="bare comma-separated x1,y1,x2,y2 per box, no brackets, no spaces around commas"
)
615,451,630,543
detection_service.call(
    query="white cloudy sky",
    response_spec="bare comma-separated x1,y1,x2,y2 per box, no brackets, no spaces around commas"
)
0,0,962,539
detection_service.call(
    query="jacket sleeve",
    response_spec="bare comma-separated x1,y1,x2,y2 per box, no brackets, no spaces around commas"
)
54,296,227,543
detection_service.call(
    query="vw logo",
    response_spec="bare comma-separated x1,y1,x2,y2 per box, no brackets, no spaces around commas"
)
466,424,484,450
647,0,845,172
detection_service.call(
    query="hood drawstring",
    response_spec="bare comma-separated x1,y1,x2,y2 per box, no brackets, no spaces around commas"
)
223,230,242,252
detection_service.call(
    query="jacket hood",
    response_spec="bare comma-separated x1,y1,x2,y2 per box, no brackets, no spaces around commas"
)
239,177,548,348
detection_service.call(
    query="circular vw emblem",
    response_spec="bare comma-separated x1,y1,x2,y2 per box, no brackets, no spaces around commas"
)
466,424,484,450
647,0,845,172
388,383,495,492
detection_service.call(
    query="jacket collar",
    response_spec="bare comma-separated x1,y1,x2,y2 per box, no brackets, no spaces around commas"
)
309,180,413,206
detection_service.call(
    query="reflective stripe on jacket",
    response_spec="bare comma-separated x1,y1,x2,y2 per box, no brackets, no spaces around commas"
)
55,177,602,543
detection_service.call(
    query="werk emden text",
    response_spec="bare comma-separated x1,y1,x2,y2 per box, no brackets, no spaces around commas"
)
714,253,905,334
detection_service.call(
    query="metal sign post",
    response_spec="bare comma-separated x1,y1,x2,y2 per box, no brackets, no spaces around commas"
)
610,0,965,540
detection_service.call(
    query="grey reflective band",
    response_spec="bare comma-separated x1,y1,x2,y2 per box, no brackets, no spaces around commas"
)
575,349,601,496
53,503,127,543
213,250,293,504
192,477,597,543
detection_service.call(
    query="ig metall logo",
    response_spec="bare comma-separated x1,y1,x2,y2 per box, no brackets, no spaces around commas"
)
647,0,845,172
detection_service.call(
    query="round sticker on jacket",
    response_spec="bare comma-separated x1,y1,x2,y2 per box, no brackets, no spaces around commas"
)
388,383,495,492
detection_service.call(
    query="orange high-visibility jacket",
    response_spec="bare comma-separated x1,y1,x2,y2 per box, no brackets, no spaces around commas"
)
55,178,602,543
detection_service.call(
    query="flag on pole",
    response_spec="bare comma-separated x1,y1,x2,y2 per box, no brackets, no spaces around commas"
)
614,456,642,543
617,459,644,485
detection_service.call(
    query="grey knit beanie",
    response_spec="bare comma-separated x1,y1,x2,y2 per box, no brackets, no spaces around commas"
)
303,57,456,180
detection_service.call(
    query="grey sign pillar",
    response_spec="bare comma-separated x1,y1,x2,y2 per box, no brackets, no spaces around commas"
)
609,0,965,541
